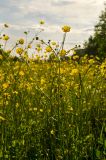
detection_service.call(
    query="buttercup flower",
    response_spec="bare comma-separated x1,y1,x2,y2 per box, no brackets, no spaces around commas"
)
2,83,10,89
19,71,25,76
36,47,42,52
62,25,71,32
3,35,9,41
50,130,55,135
39,20,45,25
51,41,56,46
27,44,31,48
59,49,67,56
19,38,24,45
40,109,43,112
45,46,52,52
16,48,24,55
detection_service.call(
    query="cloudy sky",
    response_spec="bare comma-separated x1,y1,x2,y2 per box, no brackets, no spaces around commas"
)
0,0,106,49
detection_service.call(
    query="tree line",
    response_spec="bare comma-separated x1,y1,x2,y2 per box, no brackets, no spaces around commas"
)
82,3,106,60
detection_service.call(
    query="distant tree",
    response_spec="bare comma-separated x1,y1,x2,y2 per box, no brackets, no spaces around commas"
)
84,3,106,59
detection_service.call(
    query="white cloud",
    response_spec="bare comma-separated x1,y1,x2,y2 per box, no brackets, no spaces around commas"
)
0,0,105,48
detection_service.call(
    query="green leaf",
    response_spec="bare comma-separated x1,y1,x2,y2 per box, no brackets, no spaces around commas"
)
85,134,93,141
0,115,6,121
0,150,3,158
96,150,101,158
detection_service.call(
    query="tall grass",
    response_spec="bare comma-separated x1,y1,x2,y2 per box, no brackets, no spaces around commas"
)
0,23,106,160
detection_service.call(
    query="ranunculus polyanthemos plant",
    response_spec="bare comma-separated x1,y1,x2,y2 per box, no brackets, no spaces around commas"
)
0,21,106,160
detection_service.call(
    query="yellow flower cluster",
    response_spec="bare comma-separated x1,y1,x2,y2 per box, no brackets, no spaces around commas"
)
0,21,106,160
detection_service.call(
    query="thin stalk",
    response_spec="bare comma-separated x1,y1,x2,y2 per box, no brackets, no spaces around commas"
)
4,40,7,50
59,32,67,53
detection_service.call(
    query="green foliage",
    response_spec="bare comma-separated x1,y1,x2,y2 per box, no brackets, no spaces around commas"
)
0,20,106,160
84,3,106,60
0,55,106,159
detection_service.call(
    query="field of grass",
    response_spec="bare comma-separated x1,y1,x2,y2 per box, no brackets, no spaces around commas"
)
0,23,106,159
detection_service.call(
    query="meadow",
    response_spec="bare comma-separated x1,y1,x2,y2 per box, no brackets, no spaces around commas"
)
0,23,106,160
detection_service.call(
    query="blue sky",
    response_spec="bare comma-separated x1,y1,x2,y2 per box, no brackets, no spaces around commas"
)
0,0,105,49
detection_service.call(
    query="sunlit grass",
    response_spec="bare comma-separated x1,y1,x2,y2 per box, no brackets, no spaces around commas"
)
0,22,106,160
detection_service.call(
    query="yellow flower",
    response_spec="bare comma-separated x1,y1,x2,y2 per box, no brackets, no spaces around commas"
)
16,48,23,55
13,91,18,94
16,103,19,108
100,61,106,77
59,49,66,56
70,68,79,76
50,129,54,135
19,38,24,45
19,71,25,76
35,55,40,60
3,35,9,41
88,59,94,64
40,109,43,112
3,93,10,97
73,55,79,60
45,46,52,52
34,108,37,111
51,41,56,45
39,20,45,25
68,106,73,111
27,44,31,48
62,25,71,32
41,78,46,85
2,83,9,89
36,47,42,52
